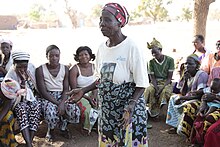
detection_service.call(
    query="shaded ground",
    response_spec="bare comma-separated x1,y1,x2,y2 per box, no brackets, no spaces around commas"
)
15,108,189,147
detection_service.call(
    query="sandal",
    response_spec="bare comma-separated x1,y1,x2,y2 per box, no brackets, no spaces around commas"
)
147,124,153,129
45,129,55,142
167,127,177,134
45,133,55,142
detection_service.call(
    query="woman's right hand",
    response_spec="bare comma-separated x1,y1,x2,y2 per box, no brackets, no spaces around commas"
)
183,70,190,80
66,88,84,103
174,97,181,105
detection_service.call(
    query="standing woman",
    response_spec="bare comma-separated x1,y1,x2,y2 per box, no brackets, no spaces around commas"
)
69,46,98,134
36,45,80,141
3,51,42,147
67,3,149,146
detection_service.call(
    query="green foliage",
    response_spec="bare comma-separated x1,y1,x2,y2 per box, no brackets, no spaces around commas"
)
91,4,103,19
135,0,172,23
181,7,192,21
29,4,45,21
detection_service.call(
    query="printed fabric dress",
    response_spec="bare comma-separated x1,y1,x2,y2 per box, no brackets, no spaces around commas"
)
97,63,148,147
0,100,17,147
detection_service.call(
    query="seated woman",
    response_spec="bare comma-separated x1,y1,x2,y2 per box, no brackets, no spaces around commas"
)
0,88,17,147
69,46,99,135
166,54,208,134
36,45,80,141
145,38,174,118
3,51,41,147
0,39,13,81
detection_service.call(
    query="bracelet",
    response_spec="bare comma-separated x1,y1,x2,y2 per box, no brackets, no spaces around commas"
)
128,99,137,104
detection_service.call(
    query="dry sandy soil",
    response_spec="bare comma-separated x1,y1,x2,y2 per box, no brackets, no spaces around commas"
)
15,107,189,147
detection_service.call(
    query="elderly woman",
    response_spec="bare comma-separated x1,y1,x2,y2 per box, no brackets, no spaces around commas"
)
3,51,41,147
0,39,13,80
67,3,149,146
36,45,80,141
145,38,174,118
166,54,208,134
69,46,98,134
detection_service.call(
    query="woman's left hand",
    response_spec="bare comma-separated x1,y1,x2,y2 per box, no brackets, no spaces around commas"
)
58,102,66,116
118,102,135,130
202,93,216,102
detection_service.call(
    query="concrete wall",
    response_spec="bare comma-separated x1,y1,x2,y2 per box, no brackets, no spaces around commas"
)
0,15,18,30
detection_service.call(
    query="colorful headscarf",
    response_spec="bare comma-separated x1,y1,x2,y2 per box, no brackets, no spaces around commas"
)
1,78,20,100
12,51,30,61
188,54,201,65
102,3,129,28
147,38,163,49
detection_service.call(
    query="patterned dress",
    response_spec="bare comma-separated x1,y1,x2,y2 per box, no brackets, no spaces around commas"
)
95,37,149,147
97,80,148,147
0,104,17,147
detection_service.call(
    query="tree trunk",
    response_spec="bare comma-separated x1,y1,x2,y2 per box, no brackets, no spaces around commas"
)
193,0,215,39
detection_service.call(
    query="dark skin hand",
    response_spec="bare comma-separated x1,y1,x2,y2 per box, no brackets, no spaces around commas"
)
118,87,144,130
0,66,7,75
66,83,144,129
150,71,173,99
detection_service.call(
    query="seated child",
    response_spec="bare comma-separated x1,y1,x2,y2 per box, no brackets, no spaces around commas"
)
198,78,220,117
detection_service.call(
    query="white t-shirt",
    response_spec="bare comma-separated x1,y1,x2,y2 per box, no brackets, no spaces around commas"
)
95,37,149,88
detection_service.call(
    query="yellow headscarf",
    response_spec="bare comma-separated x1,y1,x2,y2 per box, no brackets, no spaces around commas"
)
147,38,162,49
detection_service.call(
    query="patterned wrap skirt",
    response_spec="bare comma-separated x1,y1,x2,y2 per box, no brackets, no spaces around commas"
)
177,100,220,139
41,91,80,130
0,108,17,147
97,81,148,147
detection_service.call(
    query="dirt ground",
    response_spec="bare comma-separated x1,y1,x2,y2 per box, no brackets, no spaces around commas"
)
15,107,189,147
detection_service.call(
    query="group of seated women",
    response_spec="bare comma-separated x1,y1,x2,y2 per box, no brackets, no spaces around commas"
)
0,39,99,147
144,35,220,147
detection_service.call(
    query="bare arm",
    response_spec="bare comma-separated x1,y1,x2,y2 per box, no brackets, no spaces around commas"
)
149,74,158,91
69,65,78,89
60,66,69,102
35,66,59,105
165,71,173,87
0,90,13,121
0,66,7,76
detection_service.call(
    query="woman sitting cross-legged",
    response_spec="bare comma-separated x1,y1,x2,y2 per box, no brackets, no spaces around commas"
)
36,45,80,141
69,46,99,135
2,51,42,147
